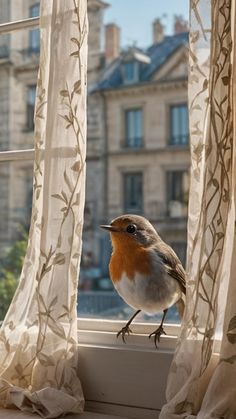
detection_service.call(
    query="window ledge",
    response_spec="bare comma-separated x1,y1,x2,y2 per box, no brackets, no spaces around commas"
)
0,320,176,419
78,318,180,351
77,319,178,418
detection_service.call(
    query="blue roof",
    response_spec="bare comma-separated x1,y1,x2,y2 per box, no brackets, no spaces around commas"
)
95,32,188,91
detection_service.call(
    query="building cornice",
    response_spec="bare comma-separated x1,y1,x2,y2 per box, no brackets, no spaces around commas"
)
107,145,190,156
94,78,187,98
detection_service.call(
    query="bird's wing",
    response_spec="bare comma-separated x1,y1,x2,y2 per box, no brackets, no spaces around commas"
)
155,242,186,295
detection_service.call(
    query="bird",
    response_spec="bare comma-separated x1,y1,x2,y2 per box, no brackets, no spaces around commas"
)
100,214,186,347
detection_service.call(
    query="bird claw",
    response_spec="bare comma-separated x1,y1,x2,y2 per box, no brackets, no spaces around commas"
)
117,325,132,343
149,325,167,348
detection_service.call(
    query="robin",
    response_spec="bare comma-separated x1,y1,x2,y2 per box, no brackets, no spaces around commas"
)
100,214,186,347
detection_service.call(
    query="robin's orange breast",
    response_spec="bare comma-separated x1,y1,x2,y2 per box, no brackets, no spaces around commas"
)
109,239,151,283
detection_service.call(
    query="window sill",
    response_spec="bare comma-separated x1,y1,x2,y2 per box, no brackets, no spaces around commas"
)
77,319,179,418
0,320,177,419
77,318,180,351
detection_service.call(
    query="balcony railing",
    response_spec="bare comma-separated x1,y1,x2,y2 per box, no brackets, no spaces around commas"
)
122,137,143,148
169,135,189,146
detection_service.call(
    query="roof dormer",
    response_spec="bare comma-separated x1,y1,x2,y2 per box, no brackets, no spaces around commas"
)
122,48,150,84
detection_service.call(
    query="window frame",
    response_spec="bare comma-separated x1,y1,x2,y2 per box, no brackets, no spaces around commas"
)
123,171,143,213
169,103,189,146
123,60,139,84
166,168,189,218
124,107,143,148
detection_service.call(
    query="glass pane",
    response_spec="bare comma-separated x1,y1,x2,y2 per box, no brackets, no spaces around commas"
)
170,104,189,145
79,0,189,324
0,160,33,320
124,62,135,81
123,173,143,213
181,105,189,137
125,109,142,147
0,17,39,150
171,107,180,144
0,0,189,327
167,170,189,217
29,4,40,52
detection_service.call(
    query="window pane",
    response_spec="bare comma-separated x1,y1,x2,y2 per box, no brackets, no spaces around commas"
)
0,23,39,150
125,109,143,147
78,3,189,323
29,3,40,53
124,62,135,82
170,104,189,145
0,1,189,325
26,85,36,131
0,161,33,320
123,172,143,213
167,170,189,217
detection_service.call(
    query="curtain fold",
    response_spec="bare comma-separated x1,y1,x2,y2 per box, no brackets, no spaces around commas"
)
160,0,236,418
0,1,87,417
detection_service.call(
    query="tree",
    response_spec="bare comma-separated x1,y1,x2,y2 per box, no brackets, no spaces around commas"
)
0,229,28,320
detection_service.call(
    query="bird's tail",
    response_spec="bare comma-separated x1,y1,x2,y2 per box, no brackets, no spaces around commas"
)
175,296,185,319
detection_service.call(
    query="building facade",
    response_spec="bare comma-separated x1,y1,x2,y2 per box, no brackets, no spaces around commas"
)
0,1,189,288
0,0,108,272
94,27,189,265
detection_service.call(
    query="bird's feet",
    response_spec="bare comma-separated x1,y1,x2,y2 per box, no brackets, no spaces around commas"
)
149,325,166,348
117,325,132,343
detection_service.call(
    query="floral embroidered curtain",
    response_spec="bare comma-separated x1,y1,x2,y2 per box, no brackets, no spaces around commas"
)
160,0,236,417
0,1,87,417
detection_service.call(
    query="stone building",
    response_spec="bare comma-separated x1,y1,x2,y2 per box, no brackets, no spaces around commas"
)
0,0,39,253
0,0,108,273
93,24,189,264
0,1,189,287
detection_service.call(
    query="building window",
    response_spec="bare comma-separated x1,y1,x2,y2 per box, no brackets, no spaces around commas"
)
167,170,189,217
123,172,143,213
29,3,40,53
26,85,36,131
125,109,143,148
170,104,189,145
123,61,136,83
170,242,187,266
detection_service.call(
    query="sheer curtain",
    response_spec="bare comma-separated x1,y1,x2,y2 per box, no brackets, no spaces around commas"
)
0,1,87,417
160,0,236,417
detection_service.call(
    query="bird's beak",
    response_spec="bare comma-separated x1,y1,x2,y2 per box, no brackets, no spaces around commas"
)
100,224,119,232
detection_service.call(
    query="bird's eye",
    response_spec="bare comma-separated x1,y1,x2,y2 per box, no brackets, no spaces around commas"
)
126,224,137,234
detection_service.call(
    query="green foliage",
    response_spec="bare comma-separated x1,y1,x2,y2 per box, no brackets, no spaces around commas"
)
0,229,28,320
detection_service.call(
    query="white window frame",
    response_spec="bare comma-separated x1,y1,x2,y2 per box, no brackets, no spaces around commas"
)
0,16,180,419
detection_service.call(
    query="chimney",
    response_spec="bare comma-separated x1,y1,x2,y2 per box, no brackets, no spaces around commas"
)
174,15,188,34
153,18,164,44
105,23,120,64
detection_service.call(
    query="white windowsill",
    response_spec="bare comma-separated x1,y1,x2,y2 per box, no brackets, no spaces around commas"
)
0,321,178,419
78,318,180,350
77,319,179,418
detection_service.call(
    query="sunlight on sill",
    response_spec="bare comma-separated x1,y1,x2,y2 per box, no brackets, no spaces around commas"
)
77,318,181,351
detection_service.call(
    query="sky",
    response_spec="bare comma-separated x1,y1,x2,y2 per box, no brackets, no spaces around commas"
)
104,0,189,49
